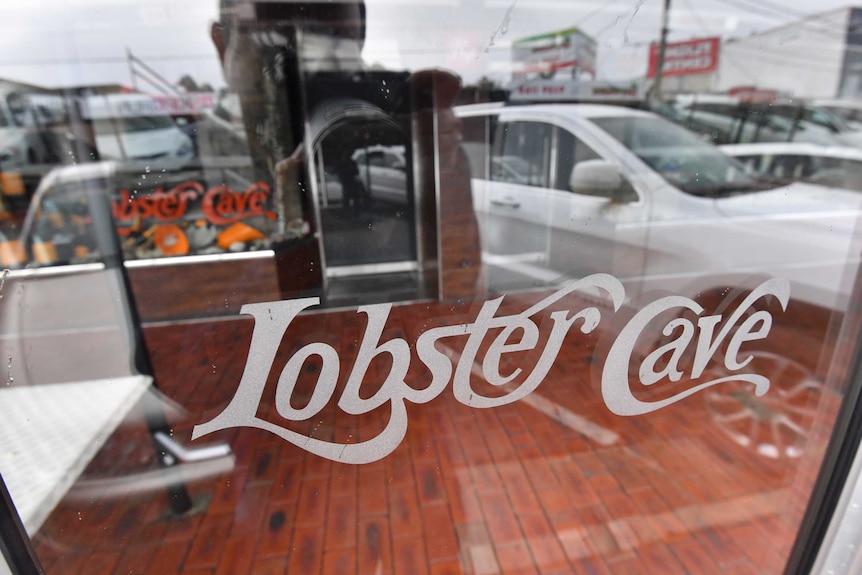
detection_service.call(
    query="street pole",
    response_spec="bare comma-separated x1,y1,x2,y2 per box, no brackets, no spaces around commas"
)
127,47,137,92
651,0,672,108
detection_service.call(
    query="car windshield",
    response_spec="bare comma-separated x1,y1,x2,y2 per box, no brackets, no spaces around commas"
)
593,115,778,197
92,115,176,135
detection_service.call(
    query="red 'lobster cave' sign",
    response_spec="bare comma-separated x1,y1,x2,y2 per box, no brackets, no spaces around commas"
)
111,181,275,225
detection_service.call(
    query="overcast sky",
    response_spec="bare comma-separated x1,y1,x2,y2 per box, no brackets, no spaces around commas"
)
0,0,857,90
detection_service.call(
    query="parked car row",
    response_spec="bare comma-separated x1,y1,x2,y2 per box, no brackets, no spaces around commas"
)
662,94,862,148
0,91,197,173
722,142,862,192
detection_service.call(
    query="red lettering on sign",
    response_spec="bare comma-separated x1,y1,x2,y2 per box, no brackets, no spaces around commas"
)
112,181,203,222
647,36,720,78
202,182,277,226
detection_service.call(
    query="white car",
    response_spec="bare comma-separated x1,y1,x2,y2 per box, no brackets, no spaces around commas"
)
0,90,62,171
82,94,195,162
319,145,408,206
456,103,862,311
666,94,862,148
353,145,408,204
721,142,862,192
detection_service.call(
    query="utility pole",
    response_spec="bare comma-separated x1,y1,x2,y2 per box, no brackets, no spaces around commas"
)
651,0,672,108
127,47,137,91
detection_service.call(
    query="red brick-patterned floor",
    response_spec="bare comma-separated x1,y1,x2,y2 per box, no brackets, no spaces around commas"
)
27,287,846,574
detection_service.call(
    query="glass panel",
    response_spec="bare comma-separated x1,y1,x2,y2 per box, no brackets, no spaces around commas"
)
3,2,862,575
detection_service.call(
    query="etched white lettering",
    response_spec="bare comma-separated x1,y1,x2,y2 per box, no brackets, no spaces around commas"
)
191,298,409,464
482,323,539,386
725,310,772,371
602,278,790,416
638,317,694,386
339,303,412,414
193,275,790,463
275,342,339,421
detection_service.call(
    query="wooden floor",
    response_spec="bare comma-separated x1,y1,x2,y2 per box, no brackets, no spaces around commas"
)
26,286,848,574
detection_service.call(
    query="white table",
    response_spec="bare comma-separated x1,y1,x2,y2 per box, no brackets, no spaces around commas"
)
0,376,151,534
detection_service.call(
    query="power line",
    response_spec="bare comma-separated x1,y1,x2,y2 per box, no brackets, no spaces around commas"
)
709,0,854,40
710,0,806,24
575,0,624,30
722,43,845,69
679,0,757,82
712,0,805,23
680,0,846,71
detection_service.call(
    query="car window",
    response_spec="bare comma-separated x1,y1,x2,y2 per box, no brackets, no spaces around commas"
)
808,156,862,190
733,154,763,174
461,114,495,180
383,151,402,168
594,115,772,197
769,154,815,180
367,150,386,167
492,121,551,187
25,181,103,267
92,115,176,135
555,127,638,200
554,127,598,190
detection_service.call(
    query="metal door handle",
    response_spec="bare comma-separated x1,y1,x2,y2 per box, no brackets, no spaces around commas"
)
491,198,521,209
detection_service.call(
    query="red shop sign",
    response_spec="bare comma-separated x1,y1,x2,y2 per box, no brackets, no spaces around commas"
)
112,181,277,226
648,36,720,78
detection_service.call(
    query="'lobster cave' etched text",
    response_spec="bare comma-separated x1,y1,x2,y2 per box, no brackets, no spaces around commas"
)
192,274,790,463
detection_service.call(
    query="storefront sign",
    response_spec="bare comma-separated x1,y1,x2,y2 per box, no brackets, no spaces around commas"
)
508,79,647,102
727,86,779,103
193,274,790,463
152,93,216,116
111,181,275,226
202,182,276,225
512,27,597,80
648,36,720,78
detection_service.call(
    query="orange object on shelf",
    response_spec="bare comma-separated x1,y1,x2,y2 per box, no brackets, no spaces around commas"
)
32,240,58,265
153,224,190,256
216,222,266,250
0,238,26,267
0,172,24,197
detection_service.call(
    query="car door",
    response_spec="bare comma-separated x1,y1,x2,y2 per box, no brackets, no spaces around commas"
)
482,120,553,270
375,148,408,204
545,124,649,282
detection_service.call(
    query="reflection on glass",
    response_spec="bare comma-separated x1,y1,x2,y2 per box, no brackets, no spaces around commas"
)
3,2,862,575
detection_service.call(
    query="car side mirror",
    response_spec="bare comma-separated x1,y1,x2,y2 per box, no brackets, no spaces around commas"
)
569,159,632,202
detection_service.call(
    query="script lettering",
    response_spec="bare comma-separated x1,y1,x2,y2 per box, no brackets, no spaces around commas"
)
111,182,202,222
202,182,277,225
193,275,791,463
194,274,625,463
602,278,790,416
